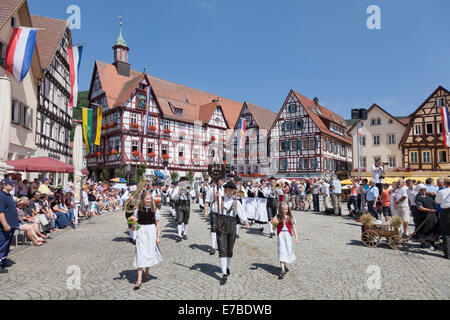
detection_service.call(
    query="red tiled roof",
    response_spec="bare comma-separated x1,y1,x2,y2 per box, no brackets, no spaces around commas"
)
31,15,68,69
245,102,277,132
398,118,409,125
292,90,351,144
94,60,245,127
0,0,25,29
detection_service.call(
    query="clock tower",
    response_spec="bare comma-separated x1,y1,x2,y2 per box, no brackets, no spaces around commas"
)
113,19,131,77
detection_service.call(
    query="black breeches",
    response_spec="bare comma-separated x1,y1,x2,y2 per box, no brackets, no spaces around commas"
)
267,199,278,220
177,204,190,224
210,211,218,233
217,216,237,258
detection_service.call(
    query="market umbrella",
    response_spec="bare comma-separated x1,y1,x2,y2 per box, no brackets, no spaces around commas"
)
7,157,89,174
110,178,127,183
0,77,13,177
111,183,128,190
72,124,84,228
154,170,165,179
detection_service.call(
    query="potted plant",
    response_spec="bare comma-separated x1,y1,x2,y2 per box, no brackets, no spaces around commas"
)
163,129,171,134
111,149,118,155
95,152,102,158
131,150,140,157
109,122,117,128
210,136,216,142
105,151,111,156
130,123,140,129
148,125,157,132
162,154,170,160
148,152,156,158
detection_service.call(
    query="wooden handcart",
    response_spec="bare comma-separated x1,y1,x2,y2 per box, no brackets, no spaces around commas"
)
361,224,403,250
361,213,435,250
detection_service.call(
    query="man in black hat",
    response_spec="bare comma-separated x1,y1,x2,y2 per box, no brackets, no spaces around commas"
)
0,179,19,272
172,177,191,242
217,181,250,285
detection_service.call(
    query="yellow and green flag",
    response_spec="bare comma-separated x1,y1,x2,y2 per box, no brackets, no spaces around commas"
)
82,107,92,153
91,105,102,146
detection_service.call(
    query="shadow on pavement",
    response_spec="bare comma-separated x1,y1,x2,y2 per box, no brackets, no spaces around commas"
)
112,237,130,242
187,263,222,281
161,234,179,241
114,270,157,284
188,243,211,253
250,263,279,276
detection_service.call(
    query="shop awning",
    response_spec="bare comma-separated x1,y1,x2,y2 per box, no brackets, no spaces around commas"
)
7,157,89,175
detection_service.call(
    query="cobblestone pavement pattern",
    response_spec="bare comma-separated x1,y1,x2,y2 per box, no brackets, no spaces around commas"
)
1,204,449,300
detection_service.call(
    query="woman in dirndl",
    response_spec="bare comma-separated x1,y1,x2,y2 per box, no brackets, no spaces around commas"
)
244,181,257,224
254,180,269,233
132,191,163,290
275,202,298,279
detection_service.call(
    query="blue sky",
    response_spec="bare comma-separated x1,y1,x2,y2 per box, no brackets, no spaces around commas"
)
29,0,450,118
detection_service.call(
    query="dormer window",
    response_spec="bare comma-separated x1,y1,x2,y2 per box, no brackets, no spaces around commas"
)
174,108,183,116
438,98,445,107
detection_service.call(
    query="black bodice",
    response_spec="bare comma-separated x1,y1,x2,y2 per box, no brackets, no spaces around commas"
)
137,207,156,225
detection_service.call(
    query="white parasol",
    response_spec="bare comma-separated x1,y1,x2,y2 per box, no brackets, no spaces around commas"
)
0,77,13,177
72,124,83,227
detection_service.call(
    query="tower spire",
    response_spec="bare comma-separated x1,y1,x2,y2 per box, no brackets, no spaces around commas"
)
113,16,130,77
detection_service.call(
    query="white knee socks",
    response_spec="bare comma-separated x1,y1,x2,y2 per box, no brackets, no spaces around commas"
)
220,257,227,275
236,224,240,235
183,224,188,235
129,229,137,240
227,258,231,269
211,232,217,249
260,224,264,231
177,224,183,237
269,223,274,234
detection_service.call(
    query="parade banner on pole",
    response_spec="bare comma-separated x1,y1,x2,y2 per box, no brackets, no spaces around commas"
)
143,86,151,135
237,118,246,150
68,45,83,107
441,107,450,148
82,107,92,153
91,105,102,146
5,27,38,82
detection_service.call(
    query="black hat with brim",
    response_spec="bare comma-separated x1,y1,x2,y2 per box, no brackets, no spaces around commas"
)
223,181,237,190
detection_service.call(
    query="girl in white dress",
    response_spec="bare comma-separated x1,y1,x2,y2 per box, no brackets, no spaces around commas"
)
275,202,298,279
132,191,163,290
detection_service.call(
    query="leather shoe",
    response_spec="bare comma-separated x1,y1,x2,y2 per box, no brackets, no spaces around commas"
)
227,268,231,276
183,234,188,240
220,275,228,285
176,236,182,242
209,248,216,255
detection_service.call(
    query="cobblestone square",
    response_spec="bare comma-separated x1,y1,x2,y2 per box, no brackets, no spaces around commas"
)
1,204,449,300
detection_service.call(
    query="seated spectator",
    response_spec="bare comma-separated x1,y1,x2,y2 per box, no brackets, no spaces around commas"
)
15,197,47,246
40,194,57,232
52,197,72,229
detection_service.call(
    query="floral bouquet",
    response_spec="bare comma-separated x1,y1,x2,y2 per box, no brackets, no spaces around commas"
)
271,217,279,227
127,216,140,231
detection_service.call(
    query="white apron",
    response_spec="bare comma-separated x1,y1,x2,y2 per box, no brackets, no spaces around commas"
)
134,224,163,269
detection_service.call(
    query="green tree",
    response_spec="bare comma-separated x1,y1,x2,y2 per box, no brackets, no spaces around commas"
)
186,170,194,184
99,168,110,182
114,168,124,178
170,171,179,184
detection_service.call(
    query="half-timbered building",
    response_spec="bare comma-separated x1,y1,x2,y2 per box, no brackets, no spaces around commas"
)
400,86,450,171
86,24,244,180
268,90,352,178
32,15,73,185
227,102,277,176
